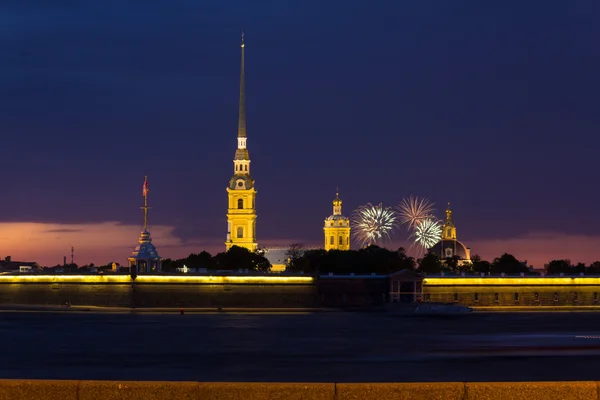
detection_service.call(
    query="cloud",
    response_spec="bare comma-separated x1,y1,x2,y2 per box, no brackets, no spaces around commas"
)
0,222,197,266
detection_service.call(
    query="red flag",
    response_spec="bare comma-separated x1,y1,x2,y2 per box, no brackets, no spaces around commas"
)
143,177,149,197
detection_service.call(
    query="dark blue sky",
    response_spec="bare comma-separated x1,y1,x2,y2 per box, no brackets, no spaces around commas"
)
0,1,599,264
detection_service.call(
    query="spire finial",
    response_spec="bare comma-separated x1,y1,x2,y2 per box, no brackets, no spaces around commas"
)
237,31,246,138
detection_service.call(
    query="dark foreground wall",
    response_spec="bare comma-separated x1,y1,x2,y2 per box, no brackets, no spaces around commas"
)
0,380,598,400
0,281,320,308
0,275,390,308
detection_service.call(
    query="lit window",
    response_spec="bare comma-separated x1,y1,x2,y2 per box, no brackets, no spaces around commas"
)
237,227,243,238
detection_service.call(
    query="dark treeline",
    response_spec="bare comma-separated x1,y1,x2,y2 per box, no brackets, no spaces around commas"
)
40,246,600,276
161,246,270,272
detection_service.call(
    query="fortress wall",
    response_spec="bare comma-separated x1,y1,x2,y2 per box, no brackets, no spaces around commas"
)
0,276,390,308
131,283,320,308
0,380,598,400
424,284,600,307
0,282,132,307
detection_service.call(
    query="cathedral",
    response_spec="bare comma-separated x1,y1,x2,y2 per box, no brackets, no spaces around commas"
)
225,33,258,252
429,203,471,264
323,192,351,250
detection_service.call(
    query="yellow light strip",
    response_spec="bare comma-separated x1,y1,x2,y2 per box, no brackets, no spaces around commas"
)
0,275,131,283
423,277,600,286
135,275,314,284
0,275,314,284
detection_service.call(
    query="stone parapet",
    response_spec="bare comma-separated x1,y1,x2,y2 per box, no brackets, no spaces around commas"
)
0,380,598,399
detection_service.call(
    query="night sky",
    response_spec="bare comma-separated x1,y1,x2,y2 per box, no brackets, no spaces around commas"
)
1,1,599,267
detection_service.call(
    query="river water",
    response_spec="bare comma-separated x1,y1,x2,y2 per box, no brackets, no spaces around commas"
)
1,311,600,382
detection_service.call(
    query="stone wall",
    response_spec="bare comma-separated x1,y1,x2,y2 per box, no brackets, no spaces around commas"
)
424,284,600,307
1,380,598,399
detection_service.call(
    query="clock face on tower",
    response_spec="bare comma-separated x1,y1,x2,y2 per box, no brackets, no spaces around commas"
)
445,248,453,258
236,180,245,189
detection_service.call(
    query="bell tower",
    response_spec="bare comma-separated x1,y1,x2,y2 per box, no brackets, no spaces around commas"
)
323,191,351,251
226,32,258,252
441,202,457,240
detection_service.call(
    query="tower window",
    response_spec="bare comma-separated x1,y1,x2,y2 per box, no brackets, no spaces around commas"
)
245,165,248,171
237,227,243,238
330,236,334,245
339,236,342,245
237,199,243,209
346,237,349,245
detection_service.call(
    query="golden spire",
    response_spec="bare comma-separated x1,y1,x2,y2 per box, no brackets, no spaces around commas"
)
141,176,151,231
445,202,453,224
237,30,246,139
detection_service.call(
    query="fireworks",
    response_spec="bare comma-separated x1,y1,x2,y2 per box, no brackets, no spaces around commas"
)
351,203,398,247
411,218,442,250
397,195,435,231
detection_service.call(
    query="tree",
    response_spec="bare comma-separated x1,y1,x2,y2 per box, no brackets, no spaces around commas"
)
418,252,443,274
471,254,492,275
588,261,600,274
444,255,461,272
213,246,271,272
285,243,304,270
545,259,572,274
491,253,529,274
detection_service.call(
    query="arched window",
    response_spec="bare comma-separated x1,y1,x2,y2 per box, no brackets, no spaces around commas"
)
339,236,343,245
237,199,243,209
237,227,243,238
245,165,248,171
330,236,334,245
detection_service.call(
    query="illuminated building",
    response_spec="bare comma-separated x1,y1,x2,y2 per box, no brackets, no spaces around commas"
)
225,32,258,252
323,191,351,250
429,203,471,264
128,176,161,274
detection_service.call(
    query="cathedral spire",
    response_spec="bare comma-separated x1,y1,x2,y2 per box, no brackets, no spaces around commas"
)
237,30,246,139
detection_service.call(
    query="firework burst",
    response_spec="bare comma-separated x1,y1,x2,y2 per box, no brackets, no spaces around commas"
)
397,195,435,231
411,218,442,251
351,203,398,247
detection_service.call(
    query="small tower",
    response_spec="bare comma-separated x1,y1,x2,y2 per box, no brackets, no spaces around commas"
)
226,31,258,252
128,176,162,274
323,191,351,251
441,202,457,240
430,202,471,264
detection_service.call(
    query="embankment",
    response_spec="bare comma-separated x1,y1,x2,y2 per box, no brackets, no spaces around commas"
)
0,380,597,399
